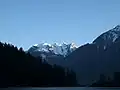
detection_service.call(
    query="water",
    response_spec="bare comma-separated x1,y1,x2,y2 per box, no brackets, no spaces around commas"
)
4,87,120,90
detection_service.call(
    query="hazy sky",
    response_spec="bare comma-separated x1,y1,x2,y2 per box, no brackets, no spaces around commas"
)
0,0,120,50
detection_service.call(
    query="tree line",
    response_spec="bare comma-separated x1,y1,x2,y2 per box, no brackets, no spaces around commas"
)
91,72,120,87
0,42,78,87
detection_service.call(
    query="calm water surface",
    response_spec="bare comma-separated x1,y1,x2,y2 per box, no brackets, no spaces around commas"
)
6,87,120,90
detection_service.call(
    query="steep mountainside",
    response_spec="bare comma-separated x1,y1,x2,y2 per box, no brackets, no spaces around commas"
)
93,25,120,48
64,43,103,85
64,25,120,85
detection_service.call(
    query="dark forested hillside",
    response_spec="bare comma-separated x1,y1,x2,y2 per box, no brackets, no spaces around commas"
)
0,42,78,87
90,72,120,87
26,25,120,86
64,40,120,86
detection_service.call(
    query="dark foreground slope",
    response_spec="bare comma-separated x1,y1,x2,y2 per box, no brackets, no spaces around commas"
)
0,42,78,87
65,41,120,86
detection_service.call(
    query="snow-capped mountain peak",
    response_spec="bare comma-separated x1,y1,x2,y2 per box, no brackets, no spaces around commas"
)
34,43,51,47
70,43,77,48
28,42,78,57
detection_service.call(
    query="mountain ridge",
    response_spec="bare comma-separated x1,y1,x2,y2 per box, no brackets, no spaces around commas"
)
93,25,120,48
28,42,78,57
28,25,120,57
27,25,120,85
64,25,120,85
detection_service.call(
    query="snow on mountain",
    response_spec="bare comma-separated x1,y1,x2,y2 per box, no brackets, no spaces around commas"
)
93,25,120,48
28,42,78,57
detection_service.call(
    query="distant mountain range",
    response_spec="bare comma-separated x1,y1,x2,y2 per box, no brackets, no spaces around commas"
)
28,43,78,57
28,25,120,58
27,42,78,66
27,42,78,62
27,25,120,86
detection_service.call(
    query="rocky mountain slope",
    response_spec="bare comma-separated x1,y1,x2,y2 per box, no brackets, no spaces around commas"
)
93,25,120,48
27,43,78,66
28,43,78,57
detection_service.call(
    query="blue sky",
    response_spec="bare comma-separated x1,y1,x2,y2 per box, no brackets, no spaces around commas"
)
0,0,120,50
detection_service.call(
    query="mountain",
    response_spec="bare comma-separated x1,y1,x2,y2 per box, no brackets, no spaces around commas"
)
64,25,120,85
64,43,102,85
28,42,78,57
93,25,120,48
27,42,78,66
27,25,120,86
0,42,78,87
